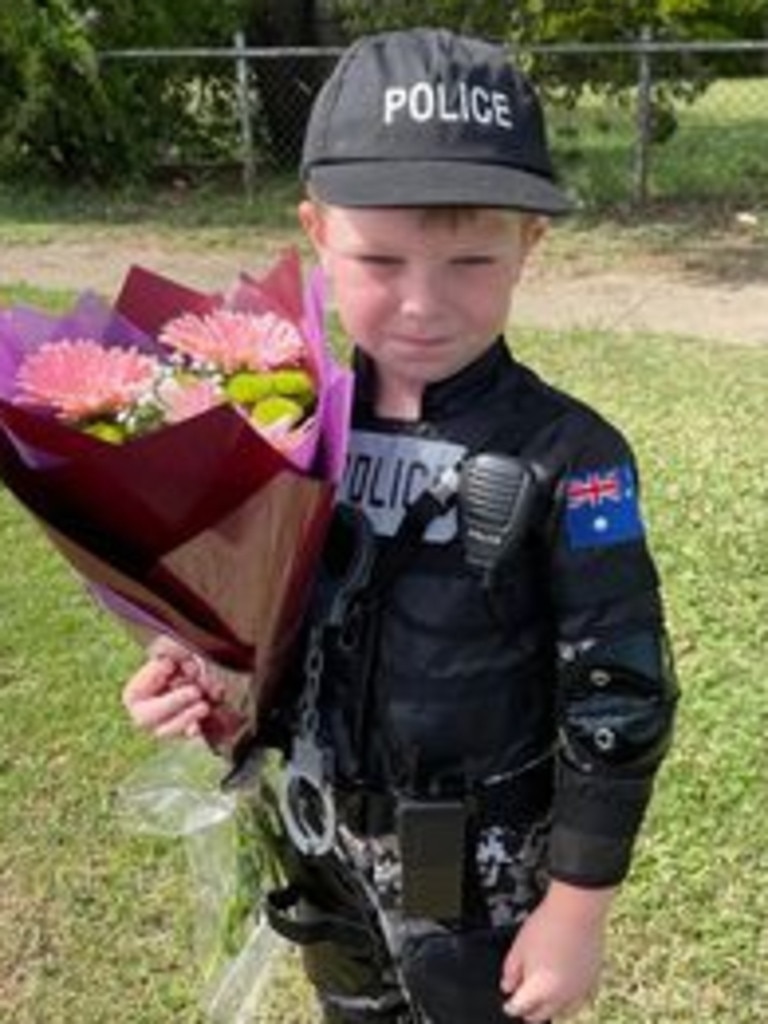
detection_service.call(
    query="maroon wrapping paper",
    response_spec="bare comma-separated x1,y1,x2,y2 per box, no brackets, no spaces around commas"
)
0,255,352,757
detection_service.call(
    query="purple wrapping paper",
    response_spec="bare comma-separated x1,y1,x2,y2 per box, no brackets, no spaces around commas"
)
0,252,353,757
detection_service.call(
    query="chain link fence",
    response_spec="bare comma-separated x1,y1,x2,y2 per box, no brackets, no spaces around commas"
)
100,38,768,211
529,39,768,210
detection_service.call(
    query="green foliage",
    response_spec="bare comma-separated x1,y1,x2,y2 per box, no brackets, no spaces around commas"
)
218,778,288,958
334,0,768,43
334,0,512,39
0,0,250,183
510,0,768,94
0,0,112,179
2,1,764,186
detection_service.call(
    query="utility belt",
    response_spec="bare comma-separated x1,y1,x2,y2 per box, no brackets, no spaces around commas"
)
335,752,555,838
268,750,555,946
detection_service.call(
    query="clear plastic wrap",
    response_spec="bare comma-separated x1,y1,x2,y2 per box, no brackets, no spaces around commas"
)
116,740,287,1022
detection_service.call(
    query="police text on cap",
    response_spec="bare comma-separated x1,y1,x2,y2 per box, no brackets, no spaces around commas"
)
383,81,514,130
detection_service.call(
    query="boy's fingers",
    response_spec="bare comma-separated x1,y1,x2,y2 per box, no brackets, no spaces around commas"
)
149,644,226,703
148,635,191,662
192,659,226,702
154,700,211,739
185,720,202,739
502,973,552,1022
503,996,550,1023
500,956,524,995
129,685,208,732
123,658,176,705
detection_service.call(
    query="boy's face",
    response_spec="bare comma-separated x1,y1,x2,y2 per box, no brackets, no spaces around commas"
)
300,202,544,408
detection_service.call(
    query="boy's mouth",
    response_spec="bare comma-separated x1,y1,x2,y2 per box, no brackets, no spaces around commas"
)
392,333,451,349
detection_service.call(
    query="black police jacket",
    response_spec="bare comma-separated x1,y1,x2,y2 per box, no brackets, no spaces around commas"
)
317,338,673,887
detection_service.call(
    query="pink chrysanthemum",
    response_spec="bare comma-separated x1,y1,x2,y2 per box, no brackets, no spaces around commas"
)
157,377,223,424
16,339,160,421
159,309,305,373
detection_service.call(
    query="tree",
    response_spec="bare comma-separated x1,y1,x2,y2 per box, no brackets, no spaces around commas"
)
333,0,768,45
508,0,768,83
508,1,768,144
0,0,344,182
0,0,250,182
0,1,116,180
333,0,513,40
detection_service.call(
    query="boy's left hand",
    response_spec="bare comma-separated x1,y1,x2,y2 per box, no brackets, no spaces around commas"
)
500,881,614,1022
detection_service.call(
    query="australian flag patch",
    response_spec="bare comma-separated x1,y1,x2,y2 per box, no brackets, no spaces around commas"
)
564,463,645,549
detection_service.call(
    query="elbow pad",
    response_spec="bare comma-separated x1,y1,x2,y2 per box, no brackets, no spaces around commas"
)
548,630,678,886
557,630,679,777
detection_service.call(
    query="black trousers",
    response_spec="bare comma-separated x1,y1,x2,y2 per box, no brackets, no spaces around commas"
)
272,847,540,1024
303,922,530,1024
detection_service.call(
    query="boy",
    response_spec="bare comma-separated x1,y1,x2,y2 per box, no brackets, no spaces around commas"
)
124,28,677,1024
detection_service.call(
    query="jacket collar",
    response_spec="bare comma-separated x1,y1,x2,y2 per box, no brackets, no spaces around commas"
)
353,337,516,421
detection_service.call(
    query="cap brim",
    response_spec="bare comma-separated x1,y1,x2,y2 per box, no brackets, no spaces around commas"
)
306,160,572,215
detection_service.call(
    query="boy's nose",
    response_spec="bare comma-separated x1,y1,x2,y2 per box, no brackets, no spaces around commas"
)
398,266,448,321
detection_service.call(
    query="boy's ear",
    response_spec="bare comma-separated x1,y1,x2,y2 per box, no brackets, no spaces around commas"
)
298,199,324,254
523,214,549,255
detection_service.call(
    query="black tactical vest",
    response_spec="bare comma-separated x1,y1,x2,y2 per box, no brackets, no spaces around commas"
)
314,336,663,813
316,341,569,801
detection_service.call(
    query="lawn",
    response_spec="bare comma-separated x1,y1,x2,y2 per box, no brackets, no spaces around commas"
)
0,275,765,1023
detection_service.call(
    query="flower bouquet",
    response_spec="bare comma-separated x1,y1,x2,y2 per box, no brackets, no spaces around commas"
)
0,249,353,760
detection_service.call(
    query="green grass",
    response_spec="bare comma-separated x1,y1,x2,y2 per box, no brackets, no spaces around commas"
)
0,174,303,230
513,328,768,1022
650,77,768,208
0,176,303,245
0,282,77,312
0,293,766,1021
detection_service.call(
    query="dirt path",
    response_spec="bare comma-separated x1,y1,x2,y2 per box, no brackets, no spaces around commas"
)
518,257,768,345
3,231,768,345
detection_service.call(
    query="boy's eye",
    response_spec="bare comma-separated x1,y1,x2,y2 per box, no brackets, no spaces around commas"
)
452,255,496,266
356,254,403,267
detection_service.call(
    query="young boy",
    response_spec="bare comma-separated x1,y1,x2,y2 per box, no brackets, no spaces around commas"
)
124,28,677,1024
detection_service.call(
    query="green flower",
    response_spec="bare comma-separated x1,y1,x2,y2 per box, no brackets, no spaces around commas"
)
271,369,315,409
82,419,126,444
224,371,275,406
251,395,305,428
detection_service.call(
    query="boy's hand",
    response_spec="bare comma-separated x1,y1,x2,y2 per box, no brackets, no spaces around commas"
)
122,637,224,740
500,881,615,1022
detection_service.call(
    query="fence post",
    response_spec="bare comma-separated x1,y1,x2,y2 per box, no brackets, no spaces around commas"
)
234,31,256,202
633,25,654,207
